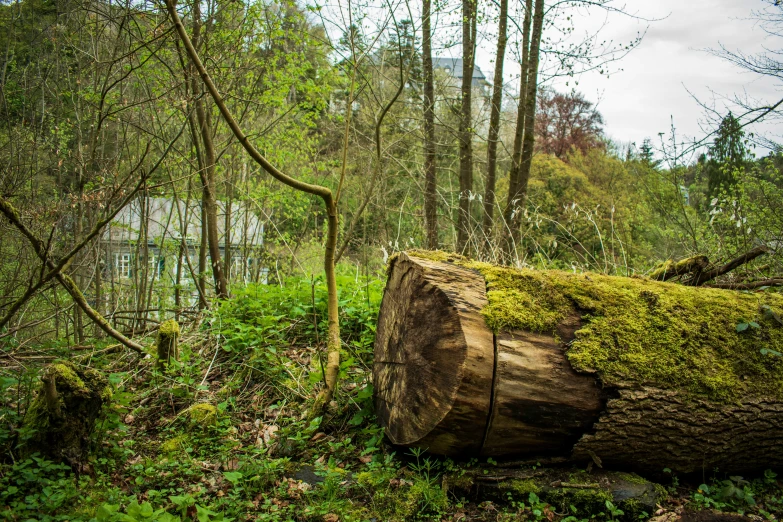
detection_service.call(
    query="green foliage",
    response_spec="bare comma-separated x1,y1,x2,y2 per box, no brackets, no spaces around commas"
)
694,476,756,512
215,270,383,373
96,500,180,522
0,368,36,455
704,158,783,272
685,469,783,518
353,451,448,521
0,455,80,521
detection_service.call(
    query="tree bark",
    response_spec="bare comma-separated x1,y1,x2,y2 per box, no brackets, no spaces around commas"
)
457,0,478,253
503,0,532,259
422,0,438,250
504,0,543,259
482,0,508,251
374,252,783,473
196,107,228,299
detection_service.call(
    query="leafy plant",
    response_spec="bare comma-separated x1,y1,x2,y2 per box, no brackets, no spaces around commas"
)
0,455,80,521
694,475,757,512
736,320,760,333
605,500,625,522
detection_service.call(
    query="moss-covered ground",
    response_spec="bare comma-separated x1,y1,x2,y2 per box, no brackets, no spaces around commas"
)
1,266,782,521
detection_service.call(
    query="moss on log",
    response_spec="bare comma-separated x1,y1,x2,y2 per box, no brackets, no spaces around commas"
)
649,255,710,281
374,251,783,473
406,250,783,401
19,362,111,466
445,467,664,520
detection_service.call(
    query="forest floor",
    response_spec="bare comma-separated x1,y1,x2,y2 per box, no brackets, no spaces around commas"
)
1,274,782,522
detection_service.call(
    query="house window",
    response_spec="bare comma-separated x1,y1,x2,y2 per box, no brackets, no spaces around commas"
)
115,253,131,278
148,254,164,277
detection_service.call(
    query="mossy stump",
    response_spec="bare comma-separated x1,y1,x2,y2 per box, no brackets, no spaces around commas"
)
19,362,111,466
374,252,783,473
157,319,180,368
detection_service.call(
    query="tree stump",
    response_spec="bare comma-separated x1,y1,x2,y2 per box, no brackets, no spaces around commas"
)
373,252,783,473
19,362,111,466
157,319,180,368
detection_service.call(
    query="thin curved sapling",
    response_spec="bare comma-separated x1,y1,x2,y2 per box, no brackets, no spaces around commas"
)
164,0,343,414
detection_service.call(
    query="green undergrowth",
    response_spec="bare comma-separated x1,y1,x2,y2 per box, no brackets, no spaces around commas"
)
2,266,782,521
406,250,783,402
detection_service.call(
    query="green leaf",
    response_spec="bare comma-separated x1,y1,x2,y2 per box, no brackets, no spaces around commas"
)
97,503,121,522
762,305,783,325
196,504,220,522
356,384,373,400
736,322,749,332
223,471,243,485
309,370,323,383
139,501,155,518
348,411,366,426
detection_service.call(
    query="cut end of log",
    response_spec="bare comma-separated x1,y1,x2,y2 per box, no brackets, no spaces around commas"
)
373,253,603,457
373,253,494,454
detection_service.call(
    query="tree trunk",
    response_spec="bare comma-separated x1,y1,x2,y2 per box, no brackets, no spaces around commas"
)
504,0,532,231
224,165,233,282
199,199,208,306
422,0,438,250
483,0,508,251
374,252,783,473
20,362,111,467
190,0,228,300
156,319,180,368
457,0,478,253
507,0,545,252
196,102,228,299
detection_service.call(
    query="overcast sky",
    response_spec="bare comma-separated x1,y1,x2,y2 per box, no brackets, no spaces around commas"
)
473,0,782,157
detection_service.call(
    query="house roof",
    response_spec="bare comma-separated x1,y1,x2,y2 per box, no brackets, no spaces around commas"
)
433,57,486,81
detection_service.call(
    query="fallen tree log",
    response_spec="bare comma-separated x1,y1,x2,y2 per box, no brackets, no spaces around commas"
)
373,251,783,473
444,467,663,519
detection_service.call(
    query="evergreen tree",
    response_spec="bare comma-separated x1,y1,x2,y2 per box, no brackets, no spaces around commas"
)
706,112,747,197
639,138,659,168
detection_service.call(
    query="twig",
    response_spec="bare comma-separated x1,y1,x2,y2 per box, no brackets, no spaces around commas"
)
705,278,783,290
550,481,601,489
690,246,771,286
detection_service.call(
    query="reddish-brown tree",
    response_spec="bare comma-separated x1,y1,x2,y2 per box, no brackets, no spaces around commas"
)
535,89,605,159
